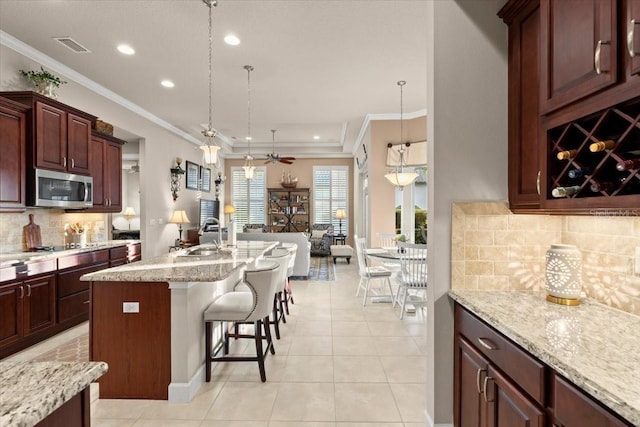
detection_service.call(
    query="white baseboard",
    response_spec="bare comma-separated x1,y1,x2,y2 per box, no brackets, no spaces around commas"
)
425,410,454,427
168,364,205,403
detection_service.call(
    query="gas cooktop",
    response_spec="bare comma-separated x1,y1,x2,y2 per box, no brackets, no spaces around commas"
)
26,246,66,252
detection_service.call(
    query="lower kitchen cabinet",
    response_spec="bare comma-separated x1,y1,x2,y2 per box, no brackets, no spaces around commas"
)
454,303,631,427
57,249,109,326
109,242,141,267
0,260,57,356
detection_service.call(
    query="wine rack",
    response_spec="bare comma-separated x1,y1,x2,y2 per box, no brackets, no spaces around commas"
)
546,96,640,209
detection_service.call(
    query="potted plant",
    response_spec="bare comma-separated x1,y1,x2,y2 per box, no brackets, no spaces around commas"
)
19,66,66,99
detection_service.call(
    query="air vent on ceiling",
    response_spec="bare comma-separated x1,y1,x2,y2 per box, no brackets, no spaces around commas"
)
54,37,91,53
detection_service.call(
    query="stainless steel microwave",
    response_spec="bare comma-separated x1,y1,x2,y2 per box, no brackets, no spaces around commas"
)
29,169,93,209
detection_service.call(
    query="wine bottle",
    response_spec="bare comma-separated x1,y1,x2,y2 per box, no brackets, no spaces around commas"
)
589,140,616,152
590,181,614,192
557,150,578,160
567,167,592,178
551,185,580,198
616,157,640,171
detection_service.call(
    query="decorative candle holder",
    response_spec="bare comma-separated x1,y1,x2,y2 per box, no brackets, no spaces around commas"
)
545,244,582,306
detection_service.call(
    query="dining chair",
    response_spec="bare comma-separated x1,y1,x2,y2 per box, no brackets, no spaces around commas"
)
393,242,427,319
354,236,394,306
375,232,402,272
204,260,279,382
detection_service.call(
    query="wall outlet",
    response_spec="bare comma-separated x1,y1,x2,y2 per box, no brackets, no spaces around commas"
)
150,218,157,226
635,247,640,275
123,302,140,313
158,218,164,224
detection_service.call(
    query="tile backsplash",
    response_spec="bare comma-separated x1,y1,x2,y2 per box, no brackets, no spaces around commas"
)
0,209,109,253
452,201,640,316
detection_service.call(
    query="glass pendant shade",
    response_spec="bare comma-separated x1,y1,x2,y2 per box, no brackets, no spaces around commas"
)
200,143,220,166
243,157,255,179
385,170,419,187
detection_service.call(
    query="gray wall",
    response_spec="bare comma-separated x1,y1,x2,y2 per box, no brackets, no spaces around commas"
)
426,1,508,424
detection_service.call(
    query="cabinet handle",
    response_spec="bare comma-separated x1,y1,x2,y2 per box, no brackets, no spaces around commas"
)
71,158,75,168
628,19,640,57
477,337,497,350
482,376,494,403
63,157,67,168
26,284,31,297
83,300,90,304
536,170,541,195
19,285,24,299
594,40,610,74
476,368,486,394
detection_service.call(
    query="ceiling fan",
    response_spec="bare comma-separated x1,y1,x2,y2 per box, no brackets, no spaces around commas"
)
265,129,296,165
128,160,140,174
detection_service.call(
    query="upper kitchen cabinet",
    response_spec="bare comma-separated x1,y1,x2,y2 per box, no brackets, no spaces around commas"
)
540,0,618,114
1,92,95,176
0,97,28,212
500,0,542,212
89,132,123,212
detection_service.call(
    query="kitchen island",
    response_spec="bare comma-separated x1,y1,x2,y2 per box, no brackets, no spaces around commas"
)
0,360,107,427
80,241,276,403
449,290,639,426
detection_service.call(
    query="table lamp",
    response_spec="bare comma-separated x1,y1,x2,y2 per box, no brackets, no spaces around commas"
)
335,209,347,236
123,207,136,230
169,209,190,243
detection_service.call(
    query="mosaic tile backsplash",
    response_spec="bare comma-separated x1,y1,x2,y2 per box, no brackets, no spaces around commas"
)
451,202,640,316
0,210,108,253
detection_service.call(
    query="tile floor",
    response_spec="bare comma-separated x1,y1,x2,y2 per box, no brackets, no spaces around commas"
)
6,257,427,426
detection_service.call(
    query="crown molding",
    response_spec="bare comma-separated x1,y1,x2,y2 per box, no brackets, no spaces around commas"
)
351,109,427,156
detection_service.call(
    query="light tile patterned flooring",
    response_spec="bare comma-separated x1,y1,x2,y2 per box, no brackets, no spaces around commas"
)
5,258,427,426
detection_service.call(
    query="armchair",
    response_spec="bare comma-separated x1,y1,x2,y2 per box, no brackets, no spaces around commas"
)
309,224,334,256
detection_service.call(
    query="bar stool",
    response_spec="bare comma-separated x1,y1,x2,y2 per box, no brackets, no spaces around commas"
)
204,260,279,382
263,248,293,339
279,243,297,314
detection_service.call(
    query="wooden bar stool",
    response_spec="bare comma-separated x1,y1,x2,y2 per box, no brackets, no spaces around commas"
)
204,260,279,382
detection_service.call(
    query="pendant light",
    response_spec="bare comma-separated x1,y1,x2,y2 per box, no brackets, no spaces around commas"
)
200,0,220,167
242,65,256,180
385,80,418,188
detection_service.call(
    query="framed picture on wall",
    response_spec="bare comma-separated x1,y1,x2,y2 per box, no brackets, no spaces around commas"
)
185,161,199,190
200,166,211,192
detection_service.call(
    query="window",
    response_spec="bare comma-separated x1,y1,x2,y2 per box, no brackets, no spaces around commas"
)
313,166,349,236
230,166,266,232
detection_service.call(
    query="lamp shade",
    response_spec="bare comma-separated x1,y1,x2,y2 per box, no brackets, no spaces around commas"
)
335,209,347,219
200,144,220,166
224,204,236,214
169,210,191,224
123,207,136,217
384,171,419,187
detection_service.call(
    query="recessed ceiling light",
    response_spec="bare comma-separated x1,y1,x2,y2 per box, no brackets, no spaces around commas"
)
224,34,240,46
117,44,135,55
161,80,175,88
313,135,320,140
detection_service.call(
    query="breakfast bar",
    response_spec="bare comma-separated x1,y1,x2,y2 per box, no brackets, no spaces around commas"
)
81,241,277,403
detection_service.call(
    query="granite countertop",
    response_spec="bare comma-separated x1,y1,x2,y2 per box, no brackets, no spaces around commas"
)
80,241,278,283
0,361,108,427
0,240,140,268
449,290,640,426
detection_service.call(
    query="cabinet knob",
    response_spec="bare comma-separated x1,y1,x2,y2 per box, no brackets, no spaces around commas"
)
628,19,640,57
594,40,610,75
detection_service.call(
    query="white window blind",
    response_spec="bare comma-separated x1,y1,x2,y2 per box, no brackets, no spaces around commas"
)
313,166,349,235
230,167,266,232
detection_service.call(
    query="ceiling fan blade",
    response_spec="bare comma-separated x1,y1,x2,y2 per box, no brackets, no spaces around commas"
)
279,159,293,165
281,156,296,161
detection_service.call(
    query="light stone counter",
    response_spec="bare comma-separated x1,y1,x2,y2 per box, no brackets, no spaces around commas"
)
449,290,640,426
0,361,108,427
80,241,276,283
0,240,140,268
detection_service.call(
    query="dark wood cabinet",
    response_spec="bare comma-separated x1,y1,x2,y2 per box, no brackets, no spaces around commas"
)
454,303,633,427
35,387,91,427
454,304,546,427
1,92,95,176
57,249,109,326
551,373,630,427
0,97,27,212
0,260,56,352
625,0,640,78
540,0,618,114
109,242,141,267
268,188,310,232
500,0,542,212
90,132,123,212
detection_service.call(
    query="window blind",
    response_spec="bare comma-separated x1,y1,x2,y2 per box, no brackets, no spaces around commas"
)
230,167,266,232
313,166,348,235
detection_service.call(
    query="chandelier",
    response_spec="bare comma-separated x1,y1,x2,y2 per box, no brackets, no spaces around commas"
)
200,0,220,167
385,80,418,188
242,65,256,179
